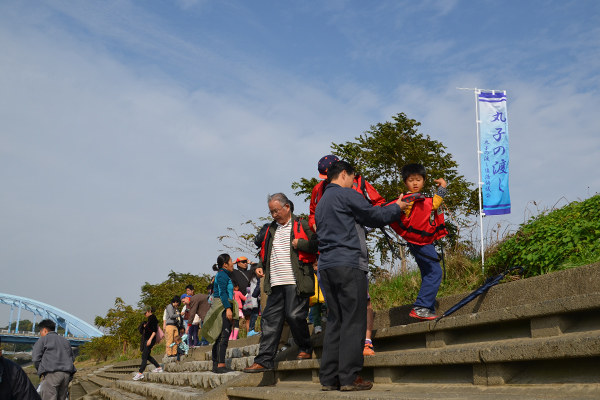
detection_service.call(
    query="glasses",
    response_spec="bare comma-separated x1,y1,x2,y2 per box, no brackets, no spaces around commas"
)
269,205,287,216
239,260,248,263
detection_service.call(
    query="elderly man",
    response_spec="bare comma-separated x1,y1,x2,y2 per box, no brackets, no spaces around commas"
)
32,319,77,400
315,160,407,391
244,193,318,373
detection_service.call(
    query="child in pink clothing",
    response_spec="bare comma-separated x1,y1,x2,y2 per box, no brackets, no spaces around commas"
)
230,283,246,340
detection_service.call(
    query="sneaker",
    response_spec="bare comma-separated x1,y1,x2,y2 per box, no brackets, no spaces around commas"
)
278,346,288,353
314,326,322,334
153,367,163,373
409,307,438,320
340,376,373,391
247,330,258,337
132,373,144,381
363,342,375,356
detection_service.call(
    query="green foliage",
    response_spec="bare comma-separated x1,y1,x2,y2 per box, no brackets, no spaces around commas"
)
487,194,600,276
79,271,211,363
139,271,212,315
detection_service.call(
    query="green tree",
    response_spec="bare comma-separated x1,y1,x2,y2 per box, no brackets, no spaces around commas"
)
138,271,212,318
292,112,478,269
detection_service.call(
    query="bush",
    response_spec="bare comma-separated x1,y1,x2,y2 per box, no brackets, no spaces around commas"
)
487,194,600,276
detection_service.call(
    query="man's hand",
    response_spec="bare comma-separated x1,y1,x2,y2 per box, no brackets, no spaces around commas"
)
255,267,265,278
226,308,233,322
312,224,317,232
147,339,152,346
396,196,409,210
434,178,447,188
292,239,299,249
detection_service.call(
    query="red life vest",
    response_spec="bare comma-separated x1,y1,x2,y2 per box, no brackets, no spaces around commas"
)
259,218,316,264
387,193,448,245
315,175,370,204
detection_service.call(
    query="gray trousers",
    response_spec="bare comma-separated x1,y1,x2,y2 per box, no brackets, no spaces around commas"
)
40,371,70,400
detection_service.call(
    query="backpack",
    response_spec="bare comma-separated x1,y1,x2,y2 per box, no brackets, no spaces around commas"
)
293,217,317,264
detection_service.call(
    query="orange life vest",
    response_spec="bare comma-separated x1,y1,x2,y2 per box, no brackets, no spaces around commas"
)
387,193,448,245
259,217,316,264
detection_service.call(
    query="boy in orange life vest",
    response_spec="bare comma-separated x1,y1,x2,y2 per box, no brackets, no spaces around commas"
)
309,155,386,232
309,155,384,356
400,163,447,320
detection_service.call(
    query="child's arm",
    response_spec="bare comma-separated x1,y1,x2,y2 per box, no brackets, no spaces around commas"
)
432,179,448,210
238,292,246,302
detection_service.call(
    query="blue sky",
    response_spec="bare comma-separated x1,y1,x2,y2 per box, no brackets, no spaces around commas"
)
1,0,599,326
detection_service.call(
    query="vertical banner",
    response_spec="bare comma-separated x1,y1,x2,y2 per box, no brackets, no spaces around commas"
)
479,91,511,215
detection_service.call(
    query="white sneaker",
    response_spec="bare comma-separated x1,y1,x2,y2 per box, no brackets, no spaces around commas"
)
314,326,322,334
154,367,163,373
133,373,144,381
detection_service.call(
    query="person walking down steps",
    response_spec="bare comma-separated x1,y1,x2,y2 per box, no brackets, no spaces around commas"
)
200,253,239,373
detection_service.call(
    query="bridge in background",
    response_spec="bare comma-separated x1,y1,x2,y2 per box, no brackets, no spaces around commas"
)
0,293,103,347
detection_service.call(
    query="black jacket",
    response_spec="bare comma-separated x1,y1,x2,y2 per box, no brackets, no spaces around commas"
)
0,356,41,400
315,183,402,271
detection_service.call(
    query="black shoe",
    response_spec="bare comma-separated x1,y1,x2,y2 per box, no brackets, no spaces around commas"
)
216,366,232,374
321,379,341,391
212,362,218,373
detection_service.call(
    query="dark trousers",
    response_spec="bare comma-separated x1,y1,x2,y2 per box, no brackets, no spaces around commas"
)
249,307,259,331
188,324,199,347
408,243,442,311
253,284,312,369
211,311,232,364
139,343,160,373
319,267,368,387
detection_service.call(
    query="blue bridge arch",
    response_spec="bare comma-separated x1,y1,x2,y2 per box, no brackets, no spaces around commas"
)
0,293,103,346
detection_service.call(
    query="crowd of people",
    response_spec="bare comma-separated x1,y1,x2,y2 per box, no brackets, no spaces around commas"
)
0,155,446,398
135,155,448,392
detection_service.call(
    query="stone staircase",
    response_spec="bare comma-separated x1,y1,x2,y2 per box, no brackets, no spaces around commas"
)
74,262,600,399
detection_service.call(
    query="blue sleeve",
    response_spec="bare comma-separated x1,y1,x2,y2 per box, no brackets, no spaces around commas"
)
216,271,232,309
347,191,402,228
252,279,261,298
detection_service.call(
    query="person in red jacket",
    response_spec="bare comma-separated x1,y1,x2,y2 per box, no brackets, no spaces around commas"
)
309,155,386,357
309,155,386,232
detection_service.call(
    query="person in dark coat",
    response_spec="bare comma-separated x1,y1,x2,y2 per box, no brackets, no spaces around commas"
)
134,305,163,380
315,161,407,391
0,337,41,400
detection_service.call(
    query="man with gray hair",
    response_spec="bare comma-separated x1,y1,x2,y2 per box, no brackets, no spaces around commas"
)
244,193,318,373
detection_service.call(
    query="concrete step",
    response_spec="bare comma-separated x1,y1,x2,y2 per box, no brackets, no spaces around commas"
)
82,393,105,400
99,387,148,400
226,381,600,400
80,379,103,393
145,370,242,389
205,343,260,361
97,372,135,381
113,380,205,400
163,356,256,373
273,330,600,386
87,376,114,387
69,382,87,400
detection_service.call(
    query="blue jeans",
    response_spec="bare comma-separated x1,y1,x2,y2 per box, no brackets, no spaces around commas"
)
408,242,442,312
249,307,260,331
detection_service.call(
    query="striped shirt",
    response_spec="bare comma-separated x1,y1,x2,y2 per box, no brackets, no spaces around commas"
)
270,218,296,287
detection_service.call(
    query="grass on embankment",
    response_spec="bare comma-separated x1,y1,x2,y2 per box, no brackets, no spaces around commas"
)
370,194,600,311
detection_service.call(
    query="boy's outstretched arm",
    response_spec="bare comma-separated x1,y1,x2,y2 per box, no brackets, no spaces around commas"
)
432,178,448,210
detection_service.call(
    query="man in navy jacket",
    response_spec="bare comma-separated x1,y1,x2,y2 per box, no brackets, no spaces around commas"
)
315,160,407,391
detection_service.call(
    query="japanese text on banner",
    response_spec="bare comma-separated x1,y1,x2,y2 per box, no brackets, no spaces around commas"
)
479,91,511,215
